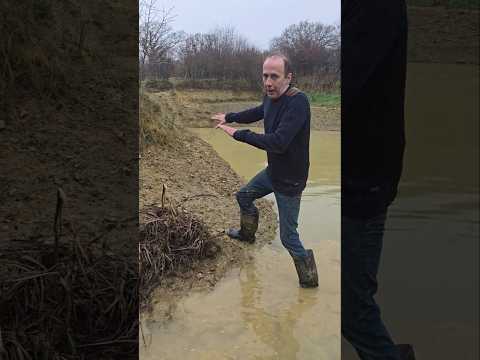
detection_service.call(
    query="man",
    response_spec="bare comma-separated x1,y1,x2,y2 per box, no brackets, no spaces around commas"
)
211,54,318,288
342,1,415,359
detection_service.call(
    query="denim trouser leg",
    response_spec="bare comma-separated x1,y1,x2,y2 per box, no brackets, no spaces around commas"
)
235,169,307,258
236,169,273,216
275,192,308,258
341,212,401,360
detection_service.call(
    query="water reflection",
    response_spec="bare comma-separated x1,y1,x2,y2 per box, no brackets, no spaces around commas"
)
239,260,316,359
342,63,479,360
141,243,340,359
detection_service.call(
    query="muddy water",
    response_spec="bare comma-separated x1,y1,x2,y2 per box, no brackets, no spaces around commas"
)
190,128,341,243
381,63,479,360
141,130,340,360
342,63,479,360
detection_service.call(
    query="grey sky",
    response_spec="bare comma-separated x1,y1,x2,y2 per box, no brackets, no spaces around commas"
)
161,0,340,50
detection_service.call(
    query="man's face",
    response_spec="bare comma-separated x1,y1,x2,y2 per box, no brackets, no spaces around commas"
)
262,57,292,100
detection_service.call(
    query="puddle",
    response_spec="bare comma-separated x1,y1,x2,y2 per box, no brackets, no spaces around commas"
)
342,63,479,360
141,243,339,360
141,129,340,359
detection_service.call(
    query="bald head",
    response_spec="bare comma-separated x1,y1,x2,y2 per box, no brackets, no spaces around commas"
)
264,54,292,77
262,54,292,100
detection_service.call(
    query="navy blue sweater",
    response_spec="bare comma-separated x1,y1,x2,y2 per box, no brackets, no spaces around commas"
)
225,86,310,196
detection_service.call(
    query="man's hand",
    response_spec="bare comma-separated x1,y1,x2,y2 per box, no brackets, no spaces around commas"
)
217,124,237,137
211,113,226,127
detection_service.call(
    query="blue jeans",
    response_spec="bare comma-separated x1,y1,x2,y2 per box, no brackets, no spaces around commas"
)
235,168,308,258
342,212,401,360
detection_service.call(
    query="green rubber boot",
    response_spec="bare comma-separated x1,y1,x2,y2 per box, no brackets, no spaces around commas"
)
292,249,319,288
227,212,259,244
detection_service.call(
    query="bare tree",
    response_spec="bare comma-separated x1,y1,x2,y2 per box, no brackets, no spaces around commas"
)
175,26,263,89
139,0,183,80
271,21,340,89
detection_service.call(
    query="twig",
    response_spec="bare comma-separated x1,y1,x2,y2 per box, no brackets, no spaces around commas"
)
161,184,166,208
6,272,59,282
181,193,219,202
53,188,66,264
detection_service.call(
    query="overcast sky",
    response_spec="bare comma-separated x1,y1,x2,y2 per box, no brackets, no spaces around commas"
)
160,0,340,50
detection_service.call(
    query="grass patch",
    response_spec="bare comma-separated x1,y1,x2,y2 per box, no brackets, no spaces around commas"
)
176,89,260,104
144,79,174,92
307,91,340,107
139,90,179,152
173,78,261,92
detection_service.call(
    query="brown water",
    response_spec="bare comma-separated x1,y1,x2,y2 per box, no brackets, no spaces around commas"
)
190,128,341,243
141,130,341,360
342,63,479,360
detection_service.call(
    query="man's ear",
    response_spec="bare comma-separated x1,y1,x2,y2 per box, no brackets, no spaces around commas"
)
286,72,292,83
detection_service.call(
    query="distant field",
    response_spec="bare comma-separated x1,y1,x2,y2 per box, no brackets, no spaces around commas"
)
306,91,340,107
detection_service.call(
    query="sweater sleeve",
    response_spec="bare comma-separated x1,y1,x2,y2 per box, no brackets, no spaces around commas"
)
225,103,264,124
233,95,308,154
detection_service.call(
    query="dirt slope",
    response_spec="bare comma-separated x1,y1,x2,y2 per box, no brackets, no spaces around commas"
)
140,128,277,318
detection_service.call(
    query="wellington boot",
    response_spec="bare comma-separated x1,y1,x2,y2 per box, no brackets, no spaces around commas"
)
227,213,258,244
292,249,319,288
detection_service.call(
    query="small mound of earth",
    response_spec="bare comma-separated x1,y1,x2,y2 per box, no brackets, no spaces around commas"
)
140,131,277,320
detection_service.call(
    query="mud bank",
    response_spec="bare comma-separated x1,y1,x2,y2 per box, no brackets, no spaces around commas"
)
140,130,277,318
148,90,340,131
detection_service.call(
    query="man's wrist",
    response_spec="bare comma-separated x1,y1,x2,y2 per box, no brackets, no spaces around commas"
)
233,129,245,141
225,113,234,123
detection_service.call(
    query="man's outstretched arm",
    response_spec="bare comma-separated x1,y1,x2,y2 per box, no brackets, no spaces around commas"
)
225,103,264,124
232,96,308,154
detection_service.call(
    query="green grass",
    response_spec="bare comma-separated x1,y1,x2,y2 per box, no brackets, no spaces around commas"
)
307,92,340,107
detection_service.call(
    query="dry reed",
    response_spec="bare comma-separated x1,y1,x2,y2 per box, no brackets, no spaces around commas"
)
139,204,214,310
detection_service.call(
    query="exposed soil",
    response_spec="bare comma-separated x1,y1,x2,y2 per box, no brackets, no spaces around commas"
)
0,2,139,357
408,6,479,64
0,1,138,255
147,89,341,131
140,130,277,319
